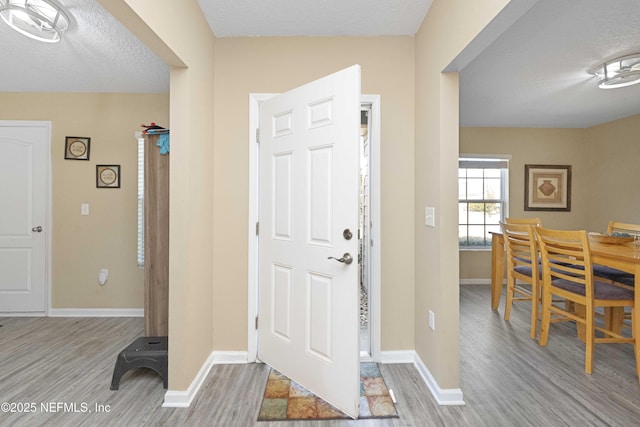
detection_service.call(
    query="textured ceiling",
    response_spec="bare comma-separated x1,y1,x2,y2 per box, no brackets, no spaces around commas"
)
197,0,432,37
0,0,169,93
458,0,640,128
1,0,639,128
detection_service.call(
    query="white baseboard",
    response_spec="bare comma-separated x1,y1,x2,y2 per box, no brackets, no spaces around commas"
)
380,350,415,364
162,349,464,408
412,351,465,405
0,312,46,317
48,308,144,317
162,351,248,408
459,279,491,285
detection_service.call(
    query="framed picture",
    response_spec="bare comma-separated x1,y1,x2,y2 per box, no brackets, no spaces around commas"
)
524,164,571,211
96,165,120,189
64,136,91,160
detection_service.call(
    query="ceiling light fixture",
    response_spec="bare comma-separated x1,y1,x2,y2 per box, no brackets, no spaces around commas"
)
595,54,640,89
0,0,70,43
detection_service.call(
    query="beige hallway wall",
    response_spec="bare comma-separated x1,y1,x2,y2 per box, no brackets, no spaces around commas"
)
414,0,510,390
0,92,169,309
213,36,416,351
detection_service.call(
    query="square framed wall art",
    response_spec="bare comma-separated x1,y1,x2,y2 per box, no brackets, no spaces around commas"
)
524,164,571,211
96,165,120,189
64,136,90,160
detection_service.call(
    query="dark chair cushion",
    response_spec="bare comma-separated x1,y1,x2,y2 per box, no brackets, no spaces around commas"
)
552,278,634,300
592,264,634,281
567,264,633,281
616,276,635,287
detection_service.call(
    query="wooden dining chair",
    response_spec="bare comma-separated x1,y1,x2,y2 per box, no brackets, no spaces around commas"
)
536,227,637,375
505,217,541,226
607,220,640,236
501,222,540,338
603,221,640,331
588,221,639,286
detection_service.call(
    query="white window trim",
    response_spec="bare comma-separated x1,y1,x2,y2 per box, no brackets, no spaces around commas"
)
458,153,511,251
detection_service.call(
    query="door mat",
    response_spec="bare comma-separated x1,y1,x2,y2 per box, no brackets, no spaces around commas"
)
257,362,399,421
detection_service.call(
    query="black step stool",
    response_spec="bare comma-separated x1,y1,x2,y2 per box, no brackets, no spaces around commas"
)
110,336,168,390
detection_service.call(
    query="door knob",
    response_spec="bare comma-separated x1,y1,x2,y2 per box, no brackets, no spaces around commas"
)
32,226,43,232
328,253,353,265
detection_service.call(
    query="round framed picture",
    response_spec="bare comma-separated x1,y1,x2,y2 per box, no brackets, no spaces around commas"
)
64,137,90,160
96,165,120,188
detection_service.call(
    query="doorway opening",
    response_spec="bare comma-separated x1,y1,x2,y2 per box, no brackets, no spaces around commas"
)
247,94,381,363
359,104,371,358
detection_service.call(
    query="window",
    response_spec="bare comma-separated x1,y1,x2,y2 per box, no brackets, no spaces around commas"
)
137,136,144,267
458,156,509,248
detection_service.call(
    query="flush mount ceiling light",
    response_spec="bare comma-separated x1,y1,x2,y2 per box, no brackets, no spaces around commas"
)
0,0,70,43
595,54,640,89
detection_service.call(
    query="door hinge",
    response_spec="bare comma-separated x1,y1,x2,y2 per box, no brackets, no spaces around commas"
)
256,128,260,143
256,222,259,236
255,315,259,330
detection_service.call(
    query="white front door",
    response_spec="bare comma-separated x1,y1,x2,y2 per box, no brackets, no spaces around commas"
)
258,65,361,418
0,121,49,313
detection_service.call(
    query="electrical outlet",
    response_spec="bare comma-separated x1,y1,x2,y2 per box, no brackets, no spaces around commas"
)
428,310,435,330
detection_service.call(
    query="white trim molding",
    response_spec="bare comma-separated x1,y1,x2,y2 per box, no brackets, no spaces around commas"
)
48,308,144,317
381,350,465,406
412,351,465,405
162,349,463,408
459,278,491,285
162,351,249,408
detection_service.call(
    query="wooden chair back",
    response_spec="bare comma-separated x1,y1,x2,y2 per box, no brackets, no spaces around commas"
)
607,221,640,236
506,217,541,226
500,222,540,338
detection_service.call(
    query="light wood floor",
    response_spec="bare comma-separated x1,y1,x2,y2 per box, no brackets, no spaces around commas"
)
1,285,640,426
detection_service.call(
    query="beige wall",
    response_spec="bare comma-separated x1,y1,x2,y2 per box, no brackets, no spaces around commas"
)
0,92,168,308
414,0,510,389
102,0,217,390
459,127,590,280
585,114,640,230
212,37,417,351
459,113,640,281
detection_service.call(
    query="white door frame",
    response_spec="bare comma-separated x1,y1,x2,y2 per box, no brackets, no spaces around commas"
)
0,120,52,316
247,94,381,363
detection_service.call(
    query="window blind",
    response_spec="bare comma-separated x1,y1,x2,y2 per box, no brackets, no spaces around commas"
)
137,137,144,268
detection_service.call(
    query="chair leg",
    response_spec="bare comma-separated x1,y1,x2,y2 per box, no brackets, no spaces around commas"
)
585,305,594,374
604,307,625,335
632,307,640,382
539,288,552,346
504,277,515,320
575,304,586,343
529,282,539,339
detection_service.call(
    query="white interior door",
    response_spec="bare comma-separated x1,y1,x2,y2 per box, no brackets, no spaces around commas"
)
258,65,361,418
0,121,49,313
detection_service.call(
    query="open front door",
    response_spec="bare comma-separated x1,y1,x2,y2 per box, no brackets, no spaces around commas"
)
258,65,361,418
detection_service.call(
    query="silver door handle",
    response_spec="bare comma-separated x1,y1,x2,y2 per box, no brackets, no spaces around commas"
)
32,226,43,232
328,253,353,265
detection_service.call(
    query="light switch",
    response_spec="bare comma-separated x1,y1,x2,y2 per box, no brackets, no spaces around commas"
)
81,203,89,216
425,207,435,227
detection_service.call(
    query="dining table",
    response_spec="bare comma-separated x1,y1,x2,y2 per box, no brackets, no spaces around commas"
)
489,230,640,378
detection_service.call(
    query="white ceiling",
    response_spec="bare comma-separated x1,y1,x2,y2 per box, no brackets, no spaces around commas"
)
1,0,639,128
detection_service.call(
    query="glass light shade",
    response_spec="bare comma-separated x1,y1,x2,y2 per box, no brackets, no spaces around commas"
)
0,0,70,43
595,54,640,89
